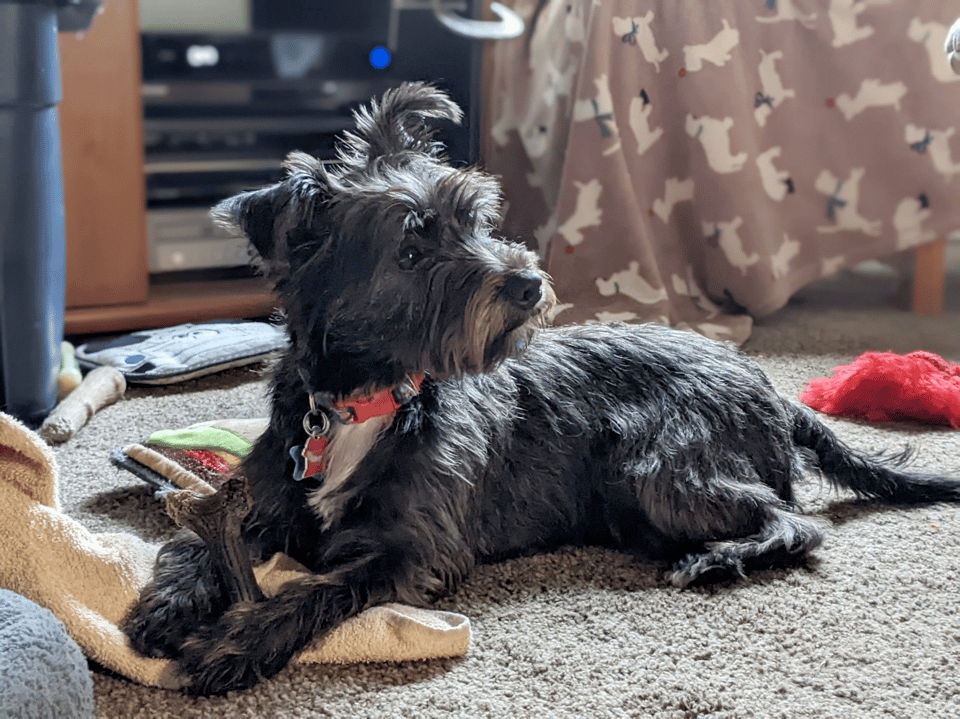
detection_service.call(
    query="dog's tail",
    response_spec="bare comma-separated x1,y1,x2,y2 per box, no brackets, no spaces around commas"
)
791,403,960,503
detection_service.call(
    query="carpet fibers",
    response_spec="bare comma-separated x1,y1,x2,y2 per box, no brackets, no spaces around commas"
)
58,267,960,718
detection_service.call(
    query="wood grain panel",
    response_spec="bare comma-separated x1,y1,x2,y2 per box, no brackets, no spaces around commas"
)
912,238,947,315
59,0,149,309
64,277,277,336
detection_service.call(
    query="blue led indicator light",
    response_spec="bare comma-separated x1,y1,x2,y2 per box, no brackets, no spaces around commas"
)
369,46,391,70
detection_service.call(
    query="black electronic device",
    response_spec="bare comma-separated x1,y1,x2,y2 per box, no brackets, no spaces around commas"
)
139,0,526,274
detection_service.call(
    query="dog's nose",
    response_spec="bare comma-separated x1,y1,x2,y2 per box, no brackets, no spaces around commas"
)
502,272,544,310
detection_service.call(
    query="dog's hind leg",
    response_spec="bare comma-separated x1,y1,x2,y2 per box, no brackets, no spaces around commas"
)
626,453,826,587
666,507,827,588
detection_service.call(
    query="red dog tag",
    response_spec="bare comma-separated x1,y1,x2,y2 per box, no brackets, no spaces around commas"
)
300,435,329,479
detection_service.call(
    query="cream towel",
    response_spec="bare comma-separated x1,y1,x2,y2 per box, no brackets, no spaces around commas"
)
0,412,470,690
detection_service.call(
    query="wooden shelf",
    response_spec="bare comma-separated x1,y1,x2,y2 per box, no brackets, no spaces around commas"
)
64,276,277,336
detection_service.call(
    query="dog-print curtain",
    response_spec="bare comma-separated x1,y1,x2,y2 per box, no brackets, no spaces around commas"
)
484,0,960,344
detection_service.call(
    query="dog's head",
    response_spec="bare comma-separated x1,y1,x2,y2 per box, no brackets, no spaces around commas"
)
213,82,554,394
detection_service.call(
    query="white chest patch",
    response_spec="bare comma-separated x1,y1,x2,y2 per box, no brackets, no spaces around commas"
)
307,414,393,528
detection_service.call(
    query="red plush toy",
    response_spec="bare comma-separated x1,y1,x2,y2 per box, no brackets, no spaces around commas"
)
800,350,960,428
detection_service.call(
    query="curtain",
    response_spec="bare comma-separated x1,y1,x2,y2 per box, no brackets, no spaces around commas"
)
485,0,960,343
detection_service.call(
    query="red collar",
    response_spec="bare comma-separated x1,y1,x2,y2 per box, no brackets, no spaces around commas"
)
293,374,424,481
330,374,425,424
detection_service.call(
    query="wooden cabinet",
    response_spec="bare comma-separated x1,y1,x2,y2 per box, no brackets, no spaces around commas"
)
59,0,147,311
58,0,274,335
57,0,507,334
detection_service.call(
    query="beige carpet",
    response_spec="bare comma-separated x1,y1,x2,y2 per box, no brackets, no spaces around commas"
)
58,264,960,719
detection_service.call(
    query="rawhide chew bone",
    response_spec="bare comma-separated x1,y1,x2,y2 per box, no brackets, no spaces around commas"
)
39,366,126,444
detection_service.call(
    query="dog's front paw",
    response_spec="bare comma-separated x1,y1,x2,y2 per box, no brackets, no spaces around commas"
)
121,534,230,659
122,585,223,660
122,576,230,659
176,600,299,695
122,590,182,660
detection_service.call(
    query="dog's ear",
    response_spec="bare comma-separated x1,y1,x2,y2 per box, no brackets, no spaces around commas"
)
339,81,463,166
211,184,282,262
211,151,334,265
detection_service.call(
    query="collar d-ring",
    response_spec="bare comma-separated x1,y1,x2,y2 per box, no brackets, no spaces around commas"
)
302,393,331,439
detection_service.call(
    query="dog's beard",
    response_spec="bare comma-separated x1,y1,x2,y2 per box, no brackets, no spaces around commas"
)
481,320,541,366
427,277,554,379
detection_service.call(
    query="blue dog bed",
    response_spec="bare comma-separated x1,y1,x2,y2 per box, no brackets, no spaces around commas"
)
0,589,94,718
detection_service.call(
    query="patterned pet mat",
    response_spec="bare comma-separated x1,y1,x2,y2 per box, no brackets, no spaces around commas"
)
77,320,286,385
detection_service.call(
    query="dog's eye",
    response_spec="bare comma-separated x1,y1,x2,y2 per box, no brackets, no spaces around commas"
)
397,244,425,271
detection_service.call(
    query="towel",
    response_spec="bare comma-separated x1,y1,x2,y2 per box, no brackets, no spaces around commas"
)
0,412,470,690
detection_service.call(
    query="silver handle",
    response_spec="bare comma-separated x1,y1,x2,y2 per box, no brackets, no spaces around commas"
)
431,0,524,40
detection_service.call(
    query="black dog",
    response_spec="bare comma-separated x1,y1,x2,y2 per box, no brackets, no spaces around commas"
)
122,82,960,695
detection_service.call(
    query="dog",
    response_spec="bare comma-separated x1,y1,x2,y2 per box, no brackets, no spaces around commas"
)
122,82,960,695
